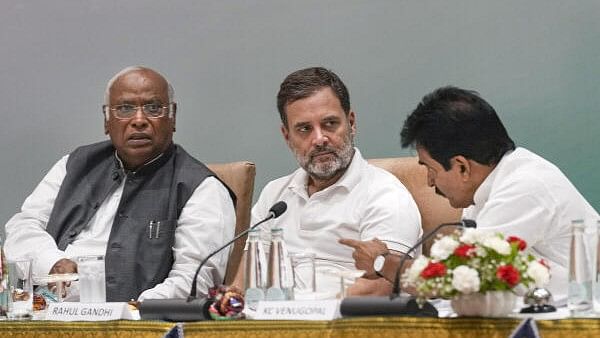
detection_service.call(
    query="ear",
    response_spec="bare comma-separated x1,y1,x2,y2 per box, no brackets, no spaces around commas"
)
102,106,109,135
281,124,290,143
451,155,471,180
170,103,177,132
347,110,356,136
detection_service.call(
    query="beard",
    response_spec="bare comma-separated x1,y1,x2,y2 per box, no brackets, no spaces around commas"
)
291,131,355,180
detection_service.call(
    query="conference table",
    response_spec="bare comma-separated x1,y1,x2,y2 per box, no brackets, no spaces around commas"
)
3,316,600,338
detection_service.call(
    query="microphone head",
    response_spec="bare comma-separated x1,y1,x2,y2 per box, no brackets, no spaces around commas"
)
462,219,477,228
269,201,287,218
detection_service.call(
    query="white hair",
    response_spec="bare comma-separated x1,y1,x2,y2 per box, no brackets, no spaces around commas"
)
104,66,175,105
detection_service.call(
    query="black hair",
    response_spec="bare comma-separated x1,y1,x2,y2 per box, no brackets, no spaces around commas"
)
277,67,350,126
401,86,515,169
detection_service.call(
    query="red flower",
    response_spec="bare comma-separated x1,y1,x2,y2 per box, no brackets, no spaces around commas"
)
507,236,527,251
420,262,447,279
454,244,477,258
496,265,520,287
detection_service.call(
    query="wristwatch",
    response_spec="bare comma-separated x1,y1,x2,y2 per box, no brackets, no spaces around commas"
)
373,253,388,278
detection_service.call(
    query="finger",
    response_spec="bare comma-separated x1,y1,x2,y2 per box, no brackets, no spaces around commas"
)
339,238,361,248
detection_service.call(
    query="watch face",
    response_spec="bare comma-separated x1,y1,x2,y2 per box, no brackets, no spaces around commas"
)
373,255,385,271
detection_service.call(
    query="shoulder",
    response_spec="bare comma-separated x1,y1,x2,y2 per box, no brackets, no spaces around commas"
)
483,148,575,212
363,161,412,195
67,140,113,159
493,148,564,193
173,144,208,168
258,169,301,198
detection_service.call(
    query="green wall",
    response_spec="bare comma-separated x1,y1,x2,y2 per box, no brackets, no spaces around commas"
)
1,1,598,231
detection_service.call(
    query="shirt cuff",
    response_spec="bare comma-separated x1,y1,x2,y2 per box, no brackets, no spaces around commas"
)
34,250,68,278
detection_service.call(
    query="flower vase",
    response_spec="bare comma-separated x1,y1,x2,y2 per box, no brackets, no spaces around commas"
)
450,291,517,317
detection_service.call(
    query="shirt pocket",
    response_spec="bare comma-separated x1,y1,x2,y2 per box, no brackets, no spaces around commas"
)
137,219,177,264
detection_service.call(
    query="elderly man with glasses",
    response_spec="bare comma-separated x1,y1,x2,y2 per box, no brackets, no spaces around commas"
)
4,66,236,302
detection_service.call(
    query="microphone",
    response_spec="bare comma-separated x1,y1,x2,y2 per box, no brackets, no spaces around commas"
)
139,201,287,321
340,219,476,318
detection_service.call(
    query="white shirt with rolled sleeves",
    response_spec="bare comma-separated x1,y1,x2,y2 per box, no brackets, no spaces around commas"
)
4,154,235,300
251,148,422,295
463,147,599,302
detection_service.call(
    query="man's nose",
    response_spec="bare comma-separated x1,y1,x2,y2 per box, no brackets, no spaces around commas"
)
312,128,329,147
130,108,149,128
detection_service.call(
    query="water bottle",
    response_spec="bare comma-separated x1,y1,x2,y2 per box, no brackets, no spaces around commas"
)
244,229,267,310
568,219,593,315
594,220,600,314
266,228,294,300
0,236,8,318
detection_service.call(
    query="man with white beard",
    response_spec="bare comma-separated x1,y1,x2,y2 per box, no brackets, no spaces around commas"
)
233,67,421,296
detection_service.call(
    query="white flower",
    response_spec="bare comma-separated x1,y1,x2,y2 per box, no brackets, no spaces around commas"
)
475,246,487,257
430,236,460,260
451,266,480,294
404,255,429,284
482,235,511,255
527,260,550,287
459,228,493,244
459,228,485,244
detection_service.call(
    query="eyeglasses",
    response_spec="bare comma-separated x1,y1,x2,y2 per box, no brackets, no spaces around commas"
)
103,103,174,120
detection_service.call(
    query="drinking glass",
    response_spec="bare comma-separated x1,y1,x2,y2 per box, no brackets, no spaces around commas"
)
76,255,106,303
290,252,316,298
321,268,364,299
7,259,33,319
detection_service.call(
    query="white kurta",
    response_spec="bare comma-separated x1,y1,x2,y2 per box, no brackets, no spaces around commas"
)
251,149,422,294
4,154,236,300
463,147,599,302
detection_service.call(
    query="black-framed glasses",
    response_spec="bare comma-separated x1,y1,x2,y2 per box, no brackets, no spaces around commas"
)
102,103,174,119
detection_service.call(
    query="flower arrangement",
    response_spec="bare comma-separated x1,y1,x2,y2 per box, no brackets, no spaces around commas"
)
403,228,550,299
208,285,245,320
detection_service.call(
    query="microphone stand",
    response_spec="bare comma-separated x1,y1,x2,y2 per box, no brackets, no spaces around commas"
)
340,220,476,317
139,201,287,321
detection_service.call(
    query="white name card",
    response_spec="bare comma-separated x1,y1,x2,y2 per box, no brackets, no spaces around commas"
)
254,299,340,320
45,302,136,321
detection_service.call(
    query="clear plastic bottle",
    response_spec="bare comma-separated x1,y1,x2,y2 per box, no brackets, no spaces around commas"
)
266,228,294,301
244,229,267,310
568,219,593,315
594,220,600,314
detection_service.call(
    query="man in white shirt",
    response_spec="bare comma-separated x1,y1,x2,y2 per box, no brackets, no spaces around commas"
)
347,86,598,300
4,66,236,301
234,67,422,296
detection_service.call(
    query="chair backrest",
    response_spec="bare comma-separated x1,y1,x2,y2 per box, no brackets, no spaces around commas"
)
368,157,462,254
207,161,256,285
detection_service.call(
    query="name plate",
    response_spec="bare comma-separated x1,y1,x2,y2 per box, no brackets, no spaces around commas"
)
254,300,340,320
45,302,135,321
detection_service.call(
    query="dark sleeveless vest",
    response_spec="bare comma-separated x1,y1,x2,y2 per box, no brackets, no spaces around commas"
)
45,140,235,301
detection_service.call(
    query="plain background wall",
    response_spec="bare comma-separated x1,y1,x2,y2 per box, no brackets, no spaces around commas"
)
1,1,599,232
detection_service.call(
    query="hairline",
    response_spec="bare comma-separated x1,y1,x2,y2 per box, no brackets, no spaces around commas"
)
104,66,175,105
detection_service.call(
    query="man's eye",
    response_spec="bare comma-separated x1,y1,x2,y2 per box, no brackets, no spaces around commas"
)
118,105,135,113
145,104,160,113
297,126,310,133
